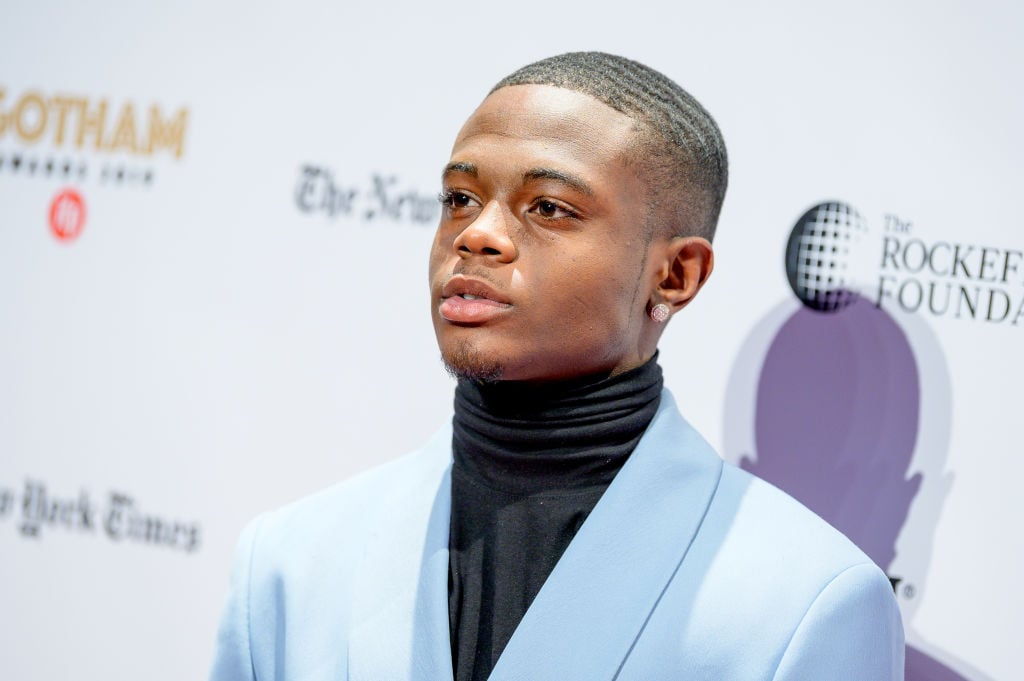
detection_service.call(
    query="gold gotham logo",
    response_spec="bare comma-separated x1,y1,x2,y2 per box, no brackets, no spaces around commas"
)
0,87,188,159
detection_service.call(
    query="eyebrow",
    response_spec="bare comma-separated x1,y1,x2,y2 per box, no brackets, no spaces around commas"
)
442,161,477,180
441,162,594,197
523,168,593,196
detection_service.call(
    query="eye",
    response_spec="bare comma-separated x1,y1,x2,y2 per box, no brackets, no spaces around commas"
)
438,190,476,210
531,199,578,220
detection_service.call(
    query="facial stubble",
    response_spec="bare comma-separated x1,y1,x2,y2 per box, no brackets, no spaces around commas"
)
441,338,505,383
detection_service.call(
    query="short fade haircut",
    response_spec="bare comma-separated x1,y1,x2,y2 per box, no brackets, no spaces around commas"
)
492,52,728,242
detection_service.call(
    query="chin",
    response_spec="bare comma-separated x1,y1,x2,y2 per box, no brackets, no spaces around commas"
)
441,340,505,382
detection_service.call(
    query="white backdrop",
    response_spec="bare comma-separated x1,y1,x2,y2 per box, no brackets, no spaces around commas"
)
1,1,1020,679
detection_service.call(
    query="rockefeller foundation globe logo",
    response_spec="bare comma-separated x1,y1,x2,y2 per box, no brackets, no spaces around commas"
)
785,201,868,312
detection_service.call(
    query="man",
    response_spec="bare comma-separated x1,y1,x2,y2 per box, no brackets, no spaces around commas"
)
210,52,904,681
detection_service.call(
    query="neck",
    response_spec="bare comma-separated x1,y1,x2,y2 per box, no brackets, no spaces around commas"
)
451,354,664,493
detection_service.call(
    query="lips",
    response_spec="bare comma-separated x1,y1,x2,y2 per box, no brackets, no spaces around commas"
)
439,275,512,323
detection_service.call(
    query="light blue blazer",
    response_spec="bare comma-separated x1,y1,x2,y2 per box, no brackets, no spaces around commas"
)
209,391,904,680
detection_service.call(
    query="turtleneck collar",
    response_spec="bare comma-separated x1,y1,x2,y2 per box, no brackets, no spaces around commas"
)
451,354,663,494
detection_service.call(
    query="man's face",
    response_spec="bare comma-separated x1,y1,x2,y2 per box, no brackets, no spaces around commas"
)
429,84,665,382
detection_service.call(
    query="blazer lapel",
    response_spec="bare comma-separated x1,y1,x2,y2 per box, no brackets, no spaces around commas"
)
347,426,455,681
488,390,724,681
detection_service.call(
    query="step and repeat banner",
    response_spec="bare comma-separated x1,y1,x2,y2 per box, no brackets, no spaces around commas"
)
1,2,1020,679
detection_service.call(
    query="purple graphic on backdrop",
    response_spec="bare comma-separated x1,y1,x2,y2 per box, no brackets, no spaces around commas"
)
737,298,974,681
740,300,921,572
725,202,991,680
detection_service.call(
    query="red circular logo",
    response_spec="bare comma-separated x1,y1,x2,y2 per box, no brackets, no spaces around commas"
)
49,188,87,242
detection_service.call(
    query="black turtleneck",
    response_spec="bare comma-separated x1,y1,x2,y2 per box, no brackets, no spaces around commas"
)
447,356,663,681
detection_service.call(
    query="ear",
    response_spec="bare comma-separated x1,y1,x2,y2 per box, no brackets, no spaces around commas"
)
655,237,714,312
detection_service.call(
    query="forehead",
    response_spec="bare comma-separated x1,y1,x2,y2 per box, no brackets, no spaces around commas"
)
451,84,638,168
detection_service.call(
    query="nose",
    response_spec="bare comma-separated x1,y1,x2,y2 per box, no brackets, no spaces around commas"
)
452,201,517,263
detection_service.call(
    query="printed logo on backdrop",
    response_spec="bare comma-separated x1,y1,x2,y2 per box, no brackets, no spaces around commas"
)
0,479,201,553
785,200,1024,326
0,86,189,242
723,199,995,680
295,164,439,226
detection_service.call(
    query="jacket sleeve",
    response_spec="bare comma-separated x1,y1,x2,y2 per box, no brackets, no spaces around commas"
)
772,562,905,681
208,516,265,681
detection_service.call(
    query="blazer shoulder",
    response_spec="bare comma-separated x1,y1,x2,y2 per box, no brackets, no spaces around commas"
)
720,466,904,676
210,427,453,679
247,424,452,568
771,561,905,680
600,416,903,679
719,462,874,572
